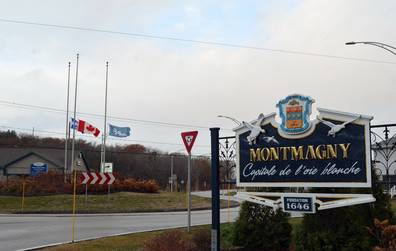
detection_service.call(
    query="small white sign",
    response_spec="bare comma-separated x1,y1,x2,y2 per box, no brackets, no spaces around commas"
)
103,162,113,173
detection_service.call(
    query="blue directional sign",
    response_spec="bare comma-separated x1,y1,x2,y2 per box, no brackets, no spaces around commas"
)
30,162,47,177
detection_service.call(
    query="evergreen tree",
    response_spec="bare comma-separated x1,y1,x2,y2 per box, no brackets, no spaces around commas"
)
295,204,371,250
233,201,292,250
295,167,394,250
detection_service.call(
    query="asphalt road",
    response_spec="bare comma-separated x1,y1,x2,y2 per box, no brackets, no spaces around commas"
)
0,193,241,251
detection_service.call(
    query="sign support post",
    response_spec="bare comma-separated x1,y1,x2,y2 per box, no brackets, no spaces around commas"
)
108,184,110,208
72,170,76,242
85,184,88,208
187,152,191,232
181,131,198,233
210,128,220,251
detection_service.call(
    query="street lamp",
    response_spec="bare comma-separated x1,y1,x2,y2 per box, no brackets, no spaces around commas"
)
347,41,396,193
346,41,396,55
218,115,241,125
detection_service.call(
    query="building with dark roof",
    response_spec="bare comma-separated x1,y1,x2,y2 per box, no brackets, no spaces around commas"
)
0,148,91,180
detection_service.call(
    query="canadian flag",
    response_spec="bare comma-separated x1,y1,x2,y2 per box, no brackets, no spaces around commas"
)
77,119,100,137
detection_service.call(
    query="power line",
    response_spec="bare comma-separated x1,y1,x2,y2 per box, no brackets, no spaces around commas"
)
0,125,211,149
0,100,214,130
0,18,395,65
0,99,224,149
0,142,209,158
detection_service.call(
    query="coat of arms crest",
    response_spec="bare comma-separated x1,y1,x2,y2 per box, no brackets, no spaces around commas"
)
276,94,315,134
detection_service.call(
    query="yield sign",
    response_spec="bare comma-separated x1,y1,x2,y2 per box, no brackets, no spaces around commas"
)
181,131,198,153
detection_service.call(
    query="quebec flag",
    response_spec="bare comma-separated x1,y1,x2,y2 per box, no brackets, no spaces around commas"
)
109,124,131,138
70,118,80,131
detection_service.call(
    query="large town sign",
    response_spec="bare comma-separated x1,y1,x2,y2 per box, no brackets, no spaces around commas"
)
233,94,375,212
235,94,372,188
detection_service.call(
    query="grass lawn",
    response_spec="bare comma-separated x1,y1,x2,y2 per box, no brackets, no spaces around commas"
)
40,219,301,251
41,224,235,251
0,191,218,213
42,230,162,251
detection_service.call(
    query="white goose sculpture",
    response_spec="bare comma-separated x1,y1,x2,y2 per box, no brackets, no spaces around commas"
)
317,115,361,137
243,113,265,145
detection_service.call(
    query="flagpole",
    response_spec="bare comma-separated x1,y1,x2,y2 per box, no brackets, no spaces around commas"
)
101,62,109,173
71,54,79,173
64,62,71,179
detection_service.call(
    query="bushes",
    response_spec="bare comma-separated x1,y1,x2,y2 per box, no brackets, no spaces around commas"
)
295,205,372,250
122,178,158,192
144,229,194,251
191,228,211,250
0,171,160,195
366,218,396,250
144,228,211,251
233,201,292,250
8,183,20,193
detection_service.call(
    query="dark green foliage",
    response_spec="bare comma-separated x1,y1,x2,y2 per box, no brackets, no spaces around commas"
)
356,167,395,247
295,205,371,251
365,168,395,224
233,201,292,250
295,165,395,250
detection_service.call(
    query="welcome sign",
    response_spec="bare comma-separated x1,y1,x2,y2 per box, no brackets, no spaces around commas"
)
234,94,372,188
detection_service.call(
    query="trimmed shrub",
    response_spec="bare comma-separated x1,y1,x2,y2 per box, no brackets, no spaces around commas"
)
111,179,123,191
191,228,211,251
0,172,160,195
61,182,73,193
144,229,193,251
0,181,5,192
8,183,20,193
143,180,160,193
122,178,138,191
121,178,159,193
233,201,292,250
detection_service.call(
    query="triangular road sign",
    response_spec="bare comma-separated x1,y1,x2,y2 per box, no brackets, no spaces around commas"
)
181,131,198,153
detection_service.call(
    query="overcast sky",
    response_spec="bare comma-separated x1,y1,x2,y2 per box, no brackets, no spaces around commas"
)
1,0,396,157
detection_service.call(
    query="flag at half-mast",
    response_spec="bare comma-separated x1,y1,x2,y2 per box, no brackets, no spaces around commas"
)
70,117,80,131
109,124,130,137
71,118,100,137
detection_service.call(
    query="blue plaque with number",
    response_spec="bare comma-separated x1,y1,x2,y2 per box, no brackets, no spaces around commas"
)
282,196,315,213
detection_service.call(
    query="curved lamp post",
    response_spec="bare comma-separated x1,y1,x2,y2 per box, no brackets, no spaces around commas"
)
217,115,241,125
347,41,396,192
346,41,396,55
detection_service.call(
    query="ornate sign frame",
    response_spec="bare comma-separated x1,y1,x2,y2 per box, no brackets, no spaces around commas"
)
234,94,372,188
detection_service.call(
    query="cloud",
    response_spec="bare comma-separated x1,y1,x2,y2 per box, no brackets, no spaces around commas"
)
0,0,395,155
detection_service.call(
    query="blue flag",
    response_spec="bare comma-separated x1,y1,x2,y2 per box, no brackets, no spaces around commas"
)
109,124,131,137
70,118,79,130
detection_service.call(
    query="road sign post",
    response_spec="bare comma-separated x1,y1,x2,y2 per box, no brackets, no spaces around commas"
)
81,172,115,208
181,131,198,233
210,128,220,251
